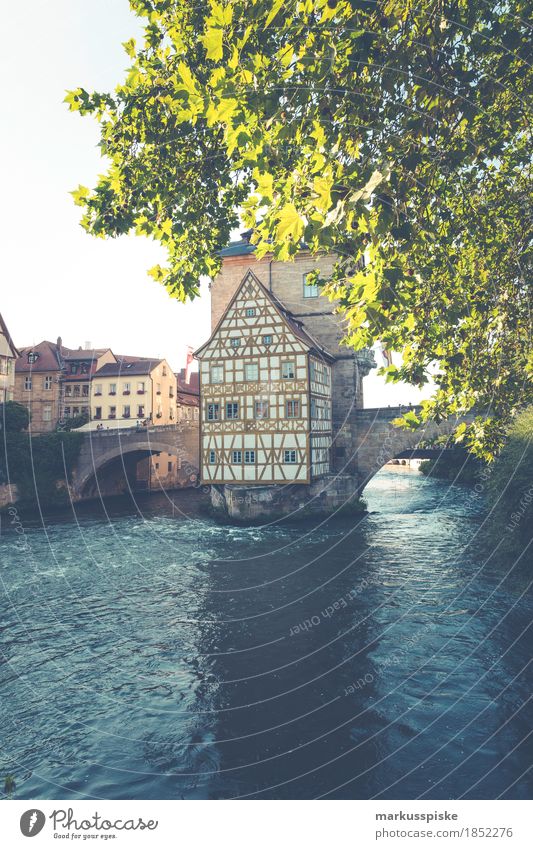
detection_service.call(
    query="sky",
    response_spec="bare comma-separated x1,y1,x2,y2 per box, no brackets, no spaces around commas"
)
0,0,429,406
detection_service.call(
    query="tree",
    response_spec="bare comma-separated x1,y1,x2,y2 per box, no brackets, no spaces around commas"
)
0,401,30,433
67,0,532,458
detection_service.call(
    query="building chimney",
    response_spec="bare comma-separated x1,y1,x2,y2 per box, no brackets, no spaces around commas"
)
56,336,62,351
185,346,194,384
84,341,92,350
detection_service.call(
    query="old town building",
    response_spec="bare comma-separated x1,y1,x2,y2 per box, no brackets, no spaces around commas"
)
196,235,375,518
91,358,177,427
0,313,18,403
14,339,116,432
196,269,334,485
61,345,116,421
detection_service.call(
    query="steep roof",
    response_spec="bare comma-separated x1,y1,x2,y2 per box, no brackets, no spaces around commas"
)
62,347,110,361
0,312,19,358
94,359,163,378
195,269,335,362
15,340,62,373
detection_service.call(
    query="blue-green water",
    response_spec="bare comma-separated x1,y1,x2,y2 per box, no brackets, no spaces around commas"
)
0,469,531,799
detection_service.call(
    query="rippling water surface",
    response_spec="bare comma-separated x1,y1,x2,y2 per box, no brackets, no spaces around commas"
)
1,469,531,799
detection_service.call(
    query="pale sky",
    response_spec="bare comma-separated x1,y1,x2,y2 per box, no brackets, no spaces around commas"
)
0,0,428,406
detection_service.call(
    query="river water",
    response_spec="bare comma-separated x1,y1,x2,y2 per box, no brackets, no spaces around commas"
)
0,469,531,800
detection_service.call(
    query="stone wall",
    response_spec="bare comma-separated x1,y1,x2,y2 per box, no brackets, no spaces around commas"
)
210,474,363,523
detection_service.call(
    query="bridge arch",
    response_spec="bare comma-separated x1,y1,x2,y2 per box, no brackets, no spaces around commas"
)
353,408,466,494
71,427,199,500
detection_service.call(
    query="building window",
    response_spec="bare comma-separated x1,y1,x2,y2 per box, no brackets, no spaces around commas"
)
72,406,80,416
244,450,255,464
43,405,52,422
226,402,239,420
162,365,167,376
255,400,269,419
81,406,89,416
244,363,258,381
137,405,145,417
43,375,53,390
230,338,240,348
73,385,81,397
27,352,38,364
284,450,297,463
123,405,131,418
94,407,102,420
156,383,161,394
70,363,78,374
80,362,89,374
137,382,145,394
94,384,102,396
262,335,272,345
231,450,242,464
210,365,223,383
303,273,319,298
64,406,71,418
209,449,216,464
207,403,220,421
82,385,89,397
281,361,295,379
245,308,256,317
24,376,32,390
109,383,117,395
167,461,172,472
65,385,72,397
286,399,300,418
109,406,116,419
123,382,130,394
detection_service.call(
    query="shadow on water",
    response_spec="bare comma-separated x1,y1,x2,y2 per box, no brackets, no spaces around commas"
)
0,468,531,799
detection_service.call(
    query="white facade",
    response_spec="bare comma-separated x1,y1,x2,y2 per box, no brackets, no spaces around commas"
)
196,271,333,485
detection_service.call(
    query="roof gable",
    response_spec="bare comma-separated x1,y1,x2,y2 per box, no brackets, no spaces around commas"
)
195,269,334,361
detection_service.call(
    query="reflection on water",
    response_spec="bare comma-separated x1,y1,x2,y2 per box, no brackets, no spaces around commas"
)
0,469,531,800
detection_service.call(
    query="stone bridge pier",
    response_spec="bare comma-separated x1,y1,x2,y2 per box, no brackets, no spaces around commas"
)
70,424,199,501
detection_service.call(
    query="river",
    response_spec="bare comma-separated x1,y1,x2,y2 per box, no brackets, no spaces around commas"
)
0,468,531,800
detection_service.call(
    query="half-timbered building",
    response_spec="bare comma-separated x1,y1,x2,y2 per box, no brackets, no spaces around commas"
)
195,270,334,485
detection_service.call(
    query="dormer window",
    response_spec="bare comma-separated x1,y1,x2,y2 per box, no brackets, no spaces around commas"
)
27,352,38,364
70,363,78,374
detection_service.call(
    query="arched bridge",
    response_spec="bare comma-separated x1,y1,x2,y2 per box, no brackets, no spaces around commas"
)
353,406,473,492
70,423,199,500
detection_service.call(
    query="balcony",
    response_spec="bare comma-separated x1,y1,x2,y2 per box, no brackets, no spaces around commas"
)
122,390,130,395
109,391,116,396
108,413,116,420
137,390,145,395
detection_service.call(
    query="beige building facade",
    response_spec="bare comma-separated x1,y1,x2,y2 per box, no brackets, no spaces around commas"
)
91,359,177,427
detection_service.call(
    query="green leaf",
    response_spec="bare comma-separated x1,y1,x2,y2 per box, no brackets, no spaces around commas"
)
276,203,305,242
201,26,223,61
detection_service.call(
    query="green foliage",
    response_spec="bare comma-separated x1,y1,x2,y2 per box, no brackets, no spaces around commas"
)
60,412,89,431
68,0,532,457
0,432,84,509
484,407,533,559
0,401,30,433
419,452,485,485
